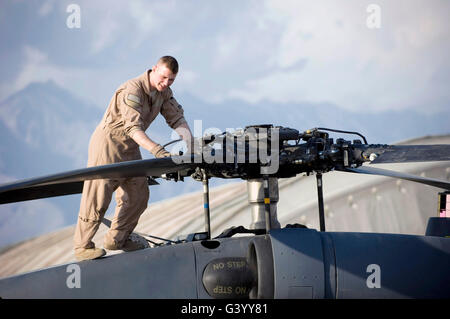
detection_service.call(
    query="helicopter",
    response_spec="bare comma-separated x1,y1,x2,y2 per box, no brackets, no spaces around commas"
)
0,124,449,299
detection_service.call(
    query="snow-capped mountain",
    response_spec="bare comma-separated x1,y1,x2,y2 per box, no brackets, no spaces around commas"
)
0,81,102,247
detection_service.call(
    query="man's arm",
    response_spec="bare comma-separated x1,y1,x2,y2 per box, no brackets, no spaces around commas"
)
130,130,158,152
131,130,170,158
131,124,193,158
174,122,193,146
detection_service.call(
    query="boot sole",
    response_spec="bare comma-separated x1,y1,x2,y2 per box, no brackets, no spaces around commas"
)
75,249,106,262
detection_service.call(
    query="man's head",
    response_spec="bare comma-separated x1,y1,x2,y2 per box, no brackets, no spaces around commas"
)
150,56,178,92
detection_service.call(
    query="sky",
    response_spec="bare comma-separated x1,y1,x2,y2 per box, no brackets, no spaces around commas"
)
0,0,449,115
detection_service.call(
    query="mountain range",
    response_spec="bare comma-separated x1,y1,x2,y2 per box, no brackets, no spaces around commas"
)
0,80,448,247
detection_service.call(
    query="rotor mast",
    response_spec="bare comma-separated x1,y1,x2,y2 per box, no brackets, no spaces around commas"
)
247,177,281,232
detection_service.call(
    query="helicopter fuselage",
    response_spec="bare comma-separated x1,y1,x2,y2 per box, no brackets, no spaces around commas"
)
0,227,448,299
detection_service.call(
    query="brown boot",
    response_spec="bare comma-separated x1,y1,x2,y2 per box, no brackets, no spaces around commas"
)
104,238,147,252
75,247,106,261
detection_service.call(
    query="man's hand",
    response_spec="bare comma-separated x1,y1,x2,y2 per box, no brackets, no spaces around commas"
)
150,144,171,158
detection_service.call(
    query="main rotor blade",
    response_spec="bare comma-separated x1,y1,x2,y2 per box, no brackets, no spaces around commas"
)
339,166,450,190
0,178,160,204
0,155,198,204
367,145,450,164
0,181,84,204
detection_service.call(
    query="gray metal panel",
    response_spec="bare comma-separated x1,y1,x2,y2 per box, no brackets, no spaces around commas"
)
270,228,325,299
0,243,197,298
330,232,450,298
320,232,337,299
193,237,254,298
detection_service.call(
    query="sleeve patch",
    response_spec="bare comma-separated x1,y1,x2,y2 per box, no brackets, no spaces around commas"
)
125,94,142,109
127,94,141,104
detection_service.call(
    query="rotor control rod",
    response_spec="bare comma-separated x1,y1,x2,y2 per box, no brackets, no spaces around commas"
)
201,169,211,239
316,173,326,232
263,175,272,233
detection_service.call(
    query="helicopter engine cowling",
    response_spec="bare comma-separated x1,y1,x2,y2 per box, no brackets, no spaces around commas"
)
265,228,450,298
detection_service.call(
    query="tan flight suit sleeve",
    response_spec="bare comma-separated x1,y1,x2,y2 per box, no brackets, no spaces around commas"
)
160,90,187,129
119,86,145,137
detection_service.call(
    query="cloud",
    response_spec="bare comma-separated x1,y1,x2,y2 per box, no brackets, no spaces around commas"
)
2,0,448,114
0,45,105,107
77,0,163,54
0,46,60,101
127,0,165,50
38,0,54,17
224,0,450,112
88,6,122,54
13,46,65,92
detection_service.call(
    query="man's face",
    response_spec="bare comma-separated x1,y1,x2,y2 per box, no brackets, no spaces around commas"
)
151,64,177,92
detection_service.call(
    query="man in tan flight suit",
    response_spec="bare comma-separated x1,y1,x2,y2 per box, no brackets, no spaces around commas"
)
74,56,193,261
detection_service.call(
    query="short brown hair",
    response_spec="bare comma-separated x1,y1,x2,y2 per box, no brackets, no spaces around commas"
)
158,56,179,74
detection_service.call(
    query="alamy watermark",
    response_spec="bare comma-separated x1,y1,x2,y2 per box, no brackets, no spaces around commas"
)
366,4,381,29
170,120,280,174
366,264,381,288
66,4,81,29
66,263,81,288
